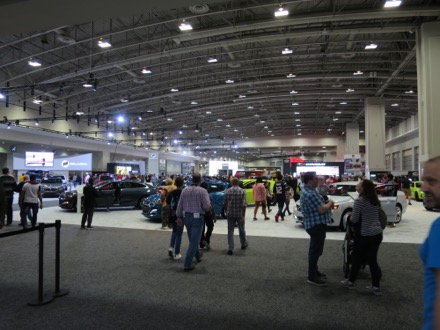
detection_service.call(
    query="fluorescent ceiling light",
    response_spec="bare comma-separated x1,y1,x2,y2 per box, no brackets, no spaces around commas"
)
274,6,289,17
238,95,246,98
167,118,173,121
32,99,43,104
391,103,399,106
297,133,302,135
335,111,342,114
0,92,4,99
207,57,218,63
405,90,414,94
353,70,363,75
141,68,152,74
191,101,198,105
28,58,42,67
206,111,212,114
83,82,93,88
217,118,223,121
365,43,378,50
282,48,293,55
294,112,300,115
287,74,296,78
346,89,355,92
247,106,254,109
120,98,129,103
340,102,347,105
170,88,179,92
225,79,234,84
179,21,193,31
97,39,111,48
384,0,402,8
290,90,298,94
226,124,231,127
292,102,299,106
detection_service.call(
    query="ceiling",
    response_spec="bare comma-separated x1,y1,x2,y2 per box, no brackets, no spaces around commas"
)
0,0,438,161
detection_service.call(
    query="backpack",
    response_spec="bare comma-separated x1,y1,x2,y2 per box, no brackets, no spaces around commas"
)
169,191,181,218
378,207,388,230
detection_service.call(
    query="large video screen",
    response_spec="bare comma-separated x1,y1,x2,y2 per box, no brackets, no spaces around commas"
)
296,165,340,177
25,152,54,167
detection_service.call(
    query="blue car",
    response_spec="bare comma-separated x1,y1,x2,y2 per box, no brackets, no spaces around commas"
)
141,180,228,221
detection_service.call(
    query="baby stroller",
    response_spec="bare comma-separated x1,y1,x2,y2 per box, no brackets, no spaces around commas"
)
342,217,366,278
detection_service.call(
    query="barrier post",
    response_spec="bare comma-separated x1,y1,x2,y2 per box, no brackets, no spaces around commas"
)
28,223,54,306
53,220,69,298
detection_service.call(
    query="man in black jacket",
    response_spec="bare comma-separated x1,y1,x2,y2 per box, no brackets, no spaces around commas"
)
81,177,98,230
0,167,17,226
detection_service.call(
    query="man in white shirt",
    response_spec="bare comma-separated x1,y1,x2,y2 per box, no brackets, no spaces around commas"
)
19,174,43,228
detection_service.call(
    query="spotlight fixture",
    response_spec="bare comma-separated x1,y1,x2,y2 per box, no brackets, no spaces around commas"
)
0,91,4,99
83,82,93,88
340,101,347,105
28,58,42,67
191,101,198,105
274,5,289,17
207,57,218,63
97,38,112,48
346,88,355,92
170,88,179,92
238,95,246,98
282,48,293,55
32,98,43,104
290,90,298,94
292,102,299,106
365,43,378,50
391,103,399,107
120,97,129,103
405,90,414,94
34,119,39,126
179,20,193,31
286,74,296,78
141,67,152,74
225,80,234,84
384,0,402,8
353,70,364,75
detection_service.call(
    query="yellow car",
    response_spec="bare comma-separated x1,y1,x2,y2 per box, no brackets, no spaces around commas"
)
240,178,276,206
409,181,424,201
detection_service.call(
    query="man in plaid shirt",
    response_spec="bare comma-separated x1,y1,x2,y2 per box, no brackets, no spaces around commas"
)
176,173,211,272
224,178,248,255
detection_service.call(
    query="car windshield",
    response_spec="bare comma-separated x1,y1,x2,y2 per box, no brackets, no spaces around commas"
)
42,178,62,184
99,175,112,180
328,184,357,196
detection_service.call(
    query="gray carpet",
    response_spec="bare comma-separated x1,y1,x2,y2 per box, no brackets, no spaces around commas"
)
0,223,423,329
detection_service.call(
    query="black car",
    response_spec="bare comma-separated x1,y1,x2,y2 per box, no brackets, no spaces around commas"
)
59,181,159,211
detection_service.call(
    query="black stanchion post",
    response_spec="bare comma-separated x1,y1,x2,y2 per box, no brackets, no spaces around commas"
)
53,220,69,298
28,223,54,306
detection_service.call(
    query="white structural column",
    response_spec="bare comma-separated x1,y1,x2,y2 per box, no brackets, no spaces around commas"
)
417,22,440,166
364,97,386,177
92,151,112,171
345,123,359,154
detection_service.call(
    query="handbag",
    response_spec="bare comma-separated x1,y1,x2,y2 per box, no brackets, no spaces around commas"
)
378,207,387,230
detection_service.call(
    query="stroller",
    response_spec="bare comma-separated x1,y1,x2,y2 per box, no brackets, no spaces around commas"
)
342,218,367,278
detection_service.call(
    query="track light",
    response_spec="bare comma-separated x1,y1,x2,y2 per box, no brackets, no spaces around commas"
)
207,57,218,63
97,38,112,48
141,67,152,74
179,20,193,31
365,42,378,50
384,0,402,8
28,58,42,67
274,5,289,17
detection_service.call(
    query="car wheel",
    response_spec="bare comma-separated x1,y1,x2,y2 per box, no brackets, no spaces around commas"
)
340,209,352,232
394,204,403,223
221,207,227,219
136,196,147,209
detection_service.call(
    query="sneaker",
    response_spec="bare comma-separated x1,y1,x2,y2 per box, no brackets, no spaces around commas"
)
227,250,233,255
307,278,327,286
203,241,210,250
241,243,248,250
366,285,383,296
253,217,258,221
160,226,168,230
264,217,270,220
281,217,284,221
80,226,86,230
317,271,327,278
340,279,355,289
86,226,94,230
275,214,279,222
408,202,412,205
174,254,182,260
168,248,174,258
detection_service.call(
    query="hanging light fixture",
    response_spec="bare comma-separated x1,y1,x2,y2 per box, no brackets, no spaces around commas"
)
97,38,112,48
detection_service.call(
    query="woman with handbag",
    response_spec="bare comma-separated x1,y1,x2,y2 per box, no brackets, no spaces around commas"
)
340,179,384,296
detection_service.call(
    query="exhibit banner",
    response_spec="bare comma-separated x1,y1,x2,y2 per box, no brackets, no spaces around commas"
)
344,154,363,174
14,153,92,171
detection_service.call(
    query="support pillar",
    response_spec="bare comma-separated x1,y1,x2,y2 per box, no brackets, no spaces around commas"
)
345,123,359,155
364,97,386,178
417,22,440,171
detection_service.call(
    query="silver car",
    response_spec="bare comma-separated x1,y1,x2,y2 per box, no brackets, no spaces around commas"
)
294,181,408,231
40,178,66,197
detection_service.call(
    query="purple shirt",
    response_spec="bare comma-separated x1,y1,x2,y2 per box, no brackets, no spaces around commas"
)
176,185,211,218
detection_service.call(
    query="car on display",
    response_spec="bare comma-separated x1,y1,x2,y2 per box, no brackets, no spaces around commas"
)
409,181,424,201
141,180,229,221
50,175,68,186
40,177,66,197
241,178,276,206
293,181,408,231
95,173,115,184
59,180,158,211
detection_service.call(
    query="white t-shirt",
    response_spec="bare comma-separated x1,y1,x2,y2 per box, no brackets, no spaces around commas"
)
22,182,41,204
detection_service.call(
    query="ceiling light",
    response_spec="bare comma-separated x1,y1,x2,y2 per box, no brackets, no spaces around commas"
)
292,102,299,106
97,38,112,48
225,79,234,84
120,98,129,103
247,106,254,109
34,119,39,126
340,102,347,105
322,146,327,149
290,90,298,94
365,43,378,50
167,118,173,121
76,112,85,115
206,111,212,114
335,111,342,114
179,20,193,31
32,99,43,104
391,103,399,107
346,89,355,92
297,133,302,136
191,101,198,105
287,74,296,78
217,118,223,121
384,0,402,8
226,124,231,128
282,48,293,55
274,5,289,17
234,129,238,132
207,57,218,63
295,119,301,122
0,91,4,99
141,68,152,74
333,118,339,121
147,110,153,113
238,95,246,98
294,112,300,115
117,116,125,123
28,58,42,67
405,90,414,94
170,88,179,92
353,70,363,75
296,124,301,127
83,82,93,88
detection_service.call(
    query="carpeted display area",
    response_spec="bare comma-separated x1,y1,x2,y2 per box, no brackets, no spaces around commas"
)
0,223,423,329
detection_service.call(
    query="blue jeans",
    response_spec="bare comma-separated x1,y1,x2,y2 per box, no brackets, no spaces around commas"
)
170,222,184,255
276,199,285,218
183,213,204,268
227,216,247,250
22,203,39,227
305,224,327,280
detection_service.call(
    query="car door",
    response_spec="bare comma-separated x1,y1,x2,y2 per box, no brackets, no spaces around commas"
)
242,180,256,205
96,181,118,207
120,181,138,205
377,184,398,222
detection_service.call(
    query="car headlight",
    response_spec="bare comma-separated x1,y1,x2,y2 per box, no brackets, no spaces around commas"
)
332,204,339,210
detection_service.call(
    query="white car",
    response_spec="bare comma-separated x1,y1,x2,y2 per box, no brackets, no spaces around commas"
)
294,182,408,231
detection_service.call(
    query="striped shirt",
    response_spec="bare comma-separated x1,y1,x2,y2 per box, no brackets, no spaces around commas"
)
350,197,383,236
300,185,331,229
176,185,211,218
224,186,246,217
0,174,17,198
